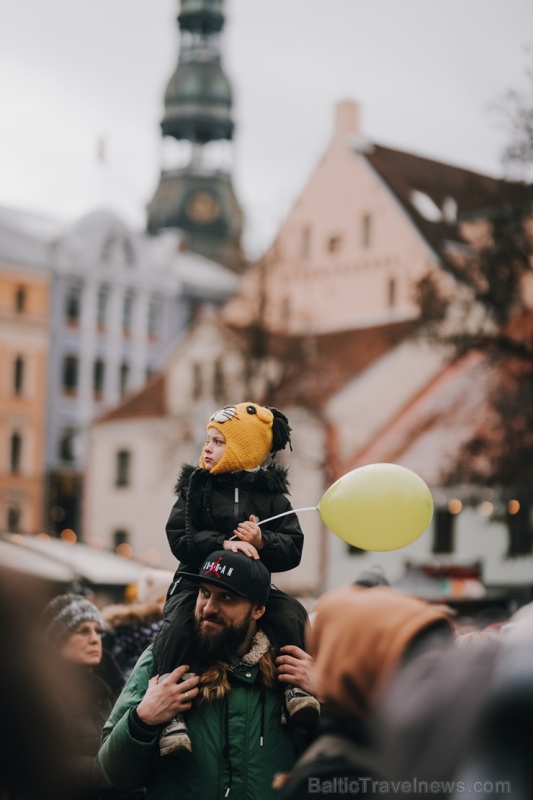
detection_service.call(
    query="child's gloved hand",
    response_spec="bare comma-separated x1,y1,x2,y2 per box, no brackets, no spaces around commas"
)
233,515,264,550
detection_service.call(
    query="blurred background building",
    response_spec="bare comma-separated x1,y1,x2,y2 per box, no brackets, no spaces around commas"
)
1,1,532,619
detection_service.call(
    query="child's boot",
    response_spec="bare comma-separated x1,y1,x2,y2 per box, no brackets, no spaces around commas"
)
159,714,192,755
284,685,320,726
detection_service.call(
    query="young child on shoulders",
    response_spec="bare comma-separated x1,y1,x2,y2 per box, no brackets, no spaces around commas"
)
152,401,320,756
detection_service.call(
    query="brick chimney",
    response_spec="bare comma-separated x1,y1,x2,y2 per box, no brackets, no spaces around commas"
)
333,99,361,141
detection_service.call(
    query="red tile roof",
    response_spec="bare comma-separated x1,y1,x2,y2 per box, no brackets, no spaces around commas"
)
228,319,416,408
97,372,167,423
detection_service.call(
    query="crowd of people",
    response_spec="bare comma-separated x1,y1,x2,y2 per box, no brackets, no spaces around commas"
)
3,401,532,799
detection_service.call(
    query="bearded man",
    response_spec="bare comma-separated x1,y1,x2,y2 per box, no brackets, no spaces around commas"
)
98,551,305,800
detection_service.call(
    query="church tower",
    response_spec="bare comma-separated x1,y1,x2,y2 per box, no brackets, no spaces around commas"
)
147,0,245,273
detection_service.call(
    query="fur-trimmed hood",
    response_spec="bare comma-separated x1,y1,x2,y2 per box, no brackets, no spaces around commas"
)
174,462,291,497
102,601,163,629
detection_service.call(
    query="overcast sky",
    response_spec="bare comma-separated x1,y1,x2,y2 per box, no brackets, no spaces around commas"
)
0,0,531,257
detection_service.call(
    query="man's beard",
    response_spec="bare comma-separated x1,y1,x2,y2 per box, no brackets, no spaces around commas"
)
194,607,255,667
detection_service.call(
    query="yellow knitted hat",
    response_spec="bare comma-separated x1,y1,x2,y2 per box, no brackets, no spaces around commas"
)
199,402,291,474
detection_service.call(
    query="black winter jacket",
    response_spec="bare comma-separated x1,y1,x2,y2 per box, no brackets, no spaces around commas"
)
166,463,304,575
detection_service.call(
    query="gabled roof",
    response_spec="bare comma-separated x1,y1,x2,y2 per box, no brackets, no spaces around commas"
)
364,143,530,257
97,372,167,424
228,319,416,409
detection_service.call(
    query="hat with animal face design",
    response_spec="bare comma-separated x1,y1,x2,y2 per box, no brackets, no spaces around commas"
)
199,402,292,474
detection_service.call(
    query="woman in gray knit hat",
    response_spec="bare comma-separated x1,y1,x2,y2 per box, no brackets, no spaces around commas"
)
43,593,135,800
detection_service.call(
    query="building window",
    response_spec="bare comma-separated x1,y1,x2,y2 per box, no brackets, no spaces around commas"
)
102,235,117,262
362,214,372,247
507,499,532,557
113,529,129,548
116,450,131,487
148,295,160,339
328,235,342,254
65,283,83,326
122,290,134,334
97,285,109,329
119,362,129,397
93,359,105,397
387,277,396,308
192,363,202,400
7,505,21,532
123,238,135,265
15,286,26,313
13,356,24,395
281,295,291,322
58,427,77,463
213,359,225,403
62,355,79,395
10,432,22,474
432,509,455,554
301,226,311,258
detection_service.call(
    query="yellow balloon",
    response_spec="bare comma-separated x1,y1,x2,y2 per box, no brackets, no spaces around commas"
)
318,463,433,551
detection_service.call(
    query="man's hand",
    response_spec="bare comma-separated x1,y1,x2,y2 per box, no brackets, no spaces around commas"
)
233,515,263,550
136,665,200,726
223,538,259,559
276,645,322,700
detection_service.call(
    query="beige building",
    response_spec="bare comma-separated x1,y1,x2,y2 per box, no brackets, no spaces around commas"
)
0,262,49,534
85,99,532,606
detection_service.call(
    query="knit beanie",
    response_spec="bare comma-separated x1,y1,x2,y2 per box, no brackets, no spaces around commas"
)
199,402,292,475
42,593,105,647
354,564,391,588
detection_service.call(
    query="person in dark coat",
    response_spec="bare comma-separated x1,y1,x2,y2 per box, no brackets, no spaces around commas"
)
151,402,320,756
42,592,141,800
102,569,173,679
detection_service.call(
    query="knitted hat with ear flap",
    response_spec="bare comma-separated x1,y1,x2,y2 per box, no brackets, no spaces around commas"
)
199,402,292,474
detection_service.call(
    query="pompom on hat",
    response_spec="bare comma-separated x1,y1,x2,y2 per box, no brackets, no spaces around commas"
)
199,402,292,475
42,592,105,647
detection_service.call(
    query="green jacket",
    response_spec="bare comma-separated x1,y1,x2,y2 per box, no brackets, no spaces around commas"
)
98,647,303,800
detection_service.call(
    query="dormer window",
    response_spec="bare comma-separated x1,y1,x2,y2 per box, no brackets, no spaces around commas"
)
301,226,311,258
328,235,342,253
362,214,372,248
387,277,396,308
410,191,442,222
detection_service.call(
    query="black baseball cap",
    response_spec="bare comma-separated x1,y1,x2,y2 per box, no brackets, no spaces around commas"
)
180,550,271,605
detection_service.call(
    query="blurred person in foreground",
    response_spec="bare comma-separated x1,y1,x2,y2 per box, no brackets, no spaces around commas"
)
98,551,306,800
42,592,141,800
0,568,70,800
376,600,533,800
278,585,453,799
102,569,173,680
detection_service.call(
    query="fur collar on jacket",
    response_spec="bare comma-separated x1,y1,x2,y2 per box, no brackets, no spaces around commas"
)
173,462,292,552
101,601,163,628
198,629,277,704
174,462,291,496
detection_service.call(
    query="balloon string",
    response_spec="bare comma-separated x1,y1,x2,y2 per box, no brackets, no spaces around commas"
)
257,507,318,526
228,507,318,539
